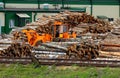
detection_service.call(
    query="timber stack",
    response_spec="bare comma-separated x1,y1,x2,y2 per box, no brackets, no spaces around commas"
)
0,43,32,57
0,11,118,60
100,18,120,52
26,11,113,35
66,42,100,59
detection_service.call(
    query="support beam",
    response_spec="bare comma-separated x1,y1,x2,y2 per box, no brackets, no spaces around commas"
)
34,12,37,22
38,0,40,9
118,0,120,17
90,0,93,15
61,0,64,9
3,0,5,8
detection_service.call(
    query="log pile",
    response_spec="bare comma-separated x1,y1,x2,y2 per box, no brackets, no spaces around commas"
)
111,18,120,27
99,51,120,59
0,41,100,60
10,11,113,44
10,11,113,43
88,23,112,33
35,24,53,34
0,43,32,57
66,42,100,60
73,23,112,35
100,34,120,52
26,11,112,34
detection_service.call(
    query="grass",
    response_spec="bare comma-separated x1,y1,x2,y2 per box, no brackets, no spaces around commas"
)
0,64,120,78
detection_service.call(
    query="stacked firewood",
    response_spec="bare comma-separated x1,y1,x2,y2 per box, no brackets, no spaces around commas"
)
66,42,100,60
0,43,32,57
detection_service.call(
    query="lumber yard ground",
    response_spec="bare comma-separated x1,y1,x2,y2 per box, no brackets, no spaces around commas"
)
0,64,120,78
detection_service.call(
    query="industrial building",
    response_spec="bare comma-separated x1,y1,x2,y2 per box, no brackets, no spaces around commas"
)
0,0,119,34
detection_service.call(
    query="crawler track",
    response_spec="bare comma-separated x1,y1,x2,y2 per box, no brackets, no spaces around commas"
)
0,57,120,67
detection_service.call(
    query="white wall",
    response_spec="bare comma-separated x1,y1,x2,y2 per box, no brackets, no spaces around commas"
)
93,5,119,18
0,12,5,26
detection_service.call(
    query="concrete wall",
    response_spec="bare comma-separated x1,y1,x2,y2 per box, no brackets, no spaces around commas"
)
0,12,5,26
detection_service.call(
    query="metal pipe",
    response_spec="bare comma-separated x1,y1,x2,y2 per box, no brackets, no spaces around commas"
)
90,0,93,15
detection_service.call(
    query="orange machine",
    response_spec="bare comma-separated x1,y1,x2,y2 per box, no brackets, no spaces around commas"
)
22,29,52,46
22,21,76,46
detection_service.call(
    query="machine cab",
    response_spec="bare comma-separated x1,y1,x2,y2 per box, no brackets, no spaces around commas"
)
52,21,76,39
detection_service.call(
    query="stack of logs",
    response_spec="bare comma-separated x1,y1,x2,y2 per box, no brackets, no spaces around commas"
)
100,34,120,52
111,18,120,26
66,42,100,60
26,11,112,34
88,23,112,33
73,23,112,35
0,43,32,57
35,24,53,34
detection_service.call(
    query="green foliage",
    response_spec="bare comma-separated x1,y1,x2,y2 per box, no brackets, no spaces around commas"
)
0,64,120,78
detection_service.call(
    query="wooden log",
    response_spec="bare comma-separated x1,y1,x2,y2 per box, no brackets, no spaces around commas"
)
40,43,68,51
101,47,120,52
101,44,120,47
99,51,120,58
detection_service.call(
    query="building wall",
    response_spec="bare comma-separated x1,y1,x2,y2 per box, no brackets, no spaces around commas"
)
69,5,119,18
93,5,119,18
0,12,4,34
3,12,32,34
0,12,5,26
